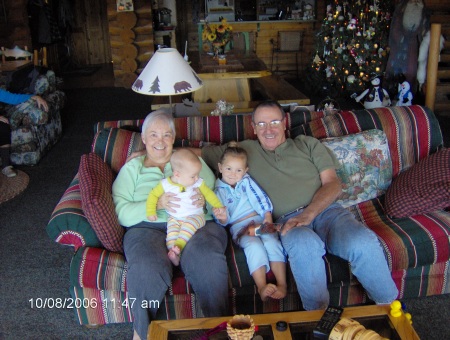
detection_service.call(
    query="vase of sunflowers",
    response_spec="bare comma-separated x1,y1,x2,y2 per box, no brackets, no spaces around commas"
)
202,19,233,59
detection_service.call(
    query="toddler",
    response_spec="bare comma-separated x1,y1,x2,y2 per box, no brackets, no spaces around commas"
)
214,144,287,301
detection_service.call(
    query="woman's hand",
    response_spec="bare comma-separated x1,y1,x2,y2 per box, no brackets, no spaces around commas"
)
157,192,180,214
191,188,205,208
31,95,49,112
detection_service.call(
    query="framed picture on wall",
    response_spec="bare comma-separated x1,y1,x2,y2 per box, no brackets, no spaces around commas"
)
117,0,134,12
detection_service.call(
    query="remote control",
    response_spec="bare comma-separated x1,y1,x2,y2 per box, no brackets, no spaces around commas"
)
312,305,344,339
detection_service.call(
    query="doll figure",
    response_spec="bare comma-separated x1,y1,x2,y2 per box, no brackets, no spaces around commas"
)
354,76,391,109
396,81,413,106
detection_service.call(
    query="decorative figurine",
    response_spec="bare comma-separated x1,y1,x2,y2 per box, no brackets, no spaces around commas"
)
396,80,413,106
353,75,391,109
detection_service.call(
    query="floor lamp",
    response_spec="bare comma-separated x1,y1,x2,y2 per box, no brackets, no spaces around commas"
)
132,48,203,115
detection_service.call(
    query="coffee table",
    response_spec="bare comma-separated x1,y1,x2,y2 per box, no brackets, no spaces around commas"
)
148,305,419,339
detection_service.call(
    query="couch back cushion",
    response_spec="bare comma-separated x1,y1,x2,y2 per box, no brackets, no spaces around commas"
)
295,105,443,178
92,128,145,174
94,109,320,146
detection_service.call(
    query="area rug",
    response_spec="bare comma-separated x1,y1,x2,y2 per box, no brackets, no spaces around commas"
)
0,170,29,204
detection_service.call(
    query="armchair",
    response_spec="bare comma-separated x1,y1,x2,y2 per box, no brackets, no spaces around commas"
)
0,65,65,165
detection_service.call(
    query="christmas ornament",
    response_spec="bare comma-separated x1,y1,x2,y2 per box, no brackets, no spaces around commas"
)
313,53,322,65
347,18,357,30
347,75,356,83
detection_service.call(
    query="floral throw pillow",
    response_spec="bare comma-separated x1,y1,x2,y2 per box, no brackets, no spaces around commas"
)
321,129,392,208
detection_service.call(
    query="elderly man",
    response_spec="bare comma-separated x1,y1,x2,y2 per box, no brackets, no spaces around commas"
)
199,100,398,310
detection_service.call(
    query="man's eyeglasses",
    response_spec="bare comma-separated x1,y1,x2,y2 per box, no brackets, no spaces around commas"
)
253,119,283,129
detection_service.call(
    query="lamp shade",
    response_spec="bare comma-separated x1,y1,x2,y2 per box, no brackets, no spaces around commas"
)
132,48,203,96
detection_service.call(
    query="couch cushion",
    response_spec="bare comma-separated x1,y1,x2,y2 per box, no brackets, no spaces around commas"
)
347,198,450,271
46,174,102,249
384,148,450,218
321,129,392,208
79,152,124,253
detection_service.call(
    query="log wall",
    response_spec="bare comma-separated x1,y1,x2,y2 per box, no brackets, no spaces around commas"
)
106,0,154,88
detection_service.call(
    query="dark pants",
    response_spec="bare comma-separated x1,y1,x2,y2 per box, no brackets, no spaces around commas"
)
123,220,229,339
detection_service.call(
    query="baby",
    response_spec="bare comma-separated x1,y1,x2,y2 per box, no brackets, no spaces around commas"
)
146,149,225,266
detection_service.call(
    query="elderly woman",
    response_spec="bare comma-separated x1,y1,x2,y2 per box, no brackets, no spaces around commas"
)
112,110,229,340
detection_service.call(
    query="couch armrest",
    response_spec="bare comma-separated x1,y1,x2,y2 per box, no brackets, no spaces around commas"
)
46,174,103,250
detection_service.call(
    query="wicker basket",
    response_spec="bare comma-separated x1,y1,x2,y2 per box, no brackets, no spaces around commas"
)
226,314,255,340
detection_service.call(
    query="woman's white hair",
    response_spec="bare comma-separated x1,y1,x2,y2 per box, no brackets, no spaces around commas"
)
141,110,176,136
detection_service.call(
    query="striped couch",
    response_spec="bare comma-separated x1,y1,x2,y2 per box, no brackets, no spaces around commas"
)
47,105,450,326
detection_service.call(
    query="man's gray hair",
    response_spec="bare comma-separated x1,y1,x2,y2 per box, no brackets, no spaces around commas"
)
141,110,176,136
252,100,286,121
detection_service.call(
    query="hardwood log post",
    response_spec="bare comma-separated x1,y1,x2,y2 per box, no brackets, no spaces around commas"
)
425,24,441,110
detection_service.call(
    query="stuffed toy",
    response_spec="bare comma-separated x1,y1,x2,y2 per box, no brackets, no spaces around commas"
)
354,76,391,109
396,81,413,106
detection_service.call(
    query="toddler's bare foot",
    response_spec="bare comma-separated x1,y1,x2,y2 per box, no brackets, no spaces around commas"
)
168,249,180,266
258,283,277,301
270,284,287,299
172,246,181,255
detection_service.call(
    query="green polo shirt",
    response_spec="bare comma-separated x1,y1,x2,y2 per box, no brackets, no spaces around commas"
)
202,135,338,219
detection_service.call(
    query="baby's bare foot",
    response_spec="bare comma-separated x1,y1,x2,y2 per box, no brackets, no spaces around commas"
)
259,283,277,301
168,249,180,266
172,246,181,255
270,284,287,299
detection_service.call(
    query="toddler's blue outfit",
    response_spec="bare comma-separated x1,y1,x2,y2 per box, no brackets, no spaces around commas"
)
215,174,286,274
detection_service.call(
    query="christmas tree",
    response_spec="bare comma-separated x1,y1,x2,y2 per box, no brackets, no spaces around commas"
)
307,0,395,98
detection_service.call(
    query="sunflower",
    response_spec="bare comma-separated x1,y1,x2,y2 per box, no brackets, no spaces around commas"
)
217,25,226,34
202,19,233,54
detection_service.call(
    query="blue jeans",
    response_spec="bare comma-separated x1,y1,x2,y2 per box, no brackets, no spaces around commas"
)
123,220,229,339
279,203,398,310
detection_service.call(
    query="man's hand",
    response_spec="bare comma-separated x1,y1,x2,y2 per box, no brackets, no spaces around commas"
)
280,210,315,235
147,215,157,221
